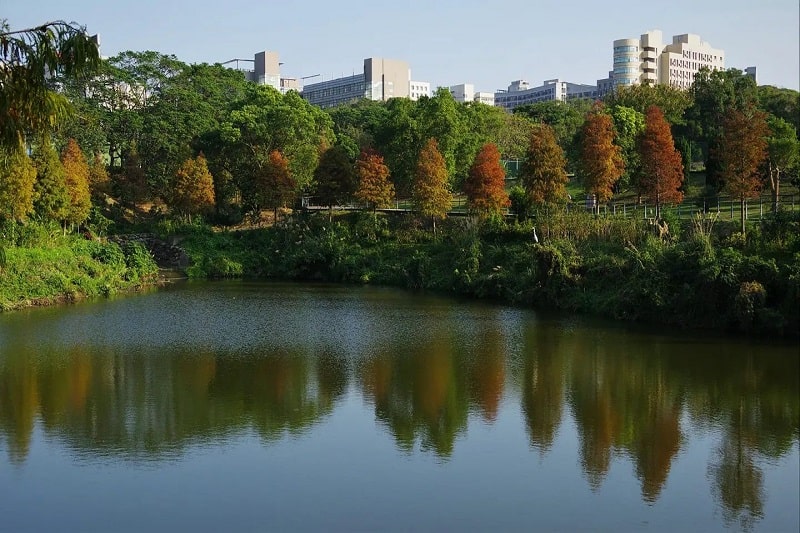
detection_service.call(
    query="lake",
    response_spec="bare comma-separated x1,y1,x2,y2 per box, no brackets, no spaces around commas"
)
0,281,798,532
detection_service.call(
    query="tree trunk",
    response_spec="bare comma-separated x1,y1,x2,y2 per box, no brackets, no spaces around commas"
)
740,198,746,235
770,165,780,213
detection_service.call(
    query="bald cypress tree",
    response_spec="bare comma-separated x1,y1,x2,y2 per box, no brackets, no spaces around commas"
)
638,106,684,218
580,107,624,206
413,138,452,234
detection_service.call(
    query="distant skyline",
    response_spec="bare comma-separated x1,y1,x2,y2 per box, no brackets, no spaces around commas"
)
3,0,798,92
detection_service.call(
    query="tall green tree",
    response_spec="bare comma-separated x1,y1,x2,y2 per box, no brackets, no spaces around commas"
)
32,139,69,224
314,145,355,220
413,138,452,234
715,106,769,234
0,19,100,152
416,88,464,183
610,106,646,193
638,106,685,218
520,125,569,207
515,100,592,172
687,68,759,191
757,85,800,132
374,98,421,197
580,107,625,205
764,116,799,212
604,84,691,126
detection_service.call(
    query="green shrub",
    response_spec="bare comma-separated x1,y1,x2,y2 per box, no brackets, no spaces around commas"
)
735,281,767,332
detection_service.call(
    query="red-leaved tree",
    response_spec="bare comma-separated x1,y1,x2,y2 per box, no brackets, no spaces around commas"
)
638,106,684,218
715,106,768,234
260,149,296,222
464,142,509,219
581,107,624,207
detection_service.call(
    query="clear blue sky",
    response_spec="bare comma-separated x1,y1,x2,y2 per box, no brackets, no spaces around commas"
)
3,0,798,91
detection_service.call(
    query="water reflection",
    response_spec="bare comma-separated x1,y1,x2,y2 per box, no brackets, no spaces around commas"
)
0,284,797,529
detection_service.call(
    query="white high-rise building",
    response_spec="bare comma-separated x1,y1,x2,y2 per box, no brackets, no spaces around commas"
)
449,83,475,103
410,81,431,101
610,30,724,90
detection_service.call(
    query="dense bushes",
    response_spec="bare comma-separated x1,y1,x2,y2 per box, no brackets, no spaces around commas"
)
169,209,799,338
0,222,158,310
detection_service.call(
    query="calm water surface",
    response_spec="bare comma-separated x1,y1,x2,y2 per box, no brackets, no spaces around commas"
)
0,281,798,532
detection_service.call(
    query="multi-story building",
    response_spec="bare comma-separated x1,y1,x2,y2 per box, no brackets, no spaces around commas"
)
410,81,431,100
474,91,495,106
449,83,475,103
494,79,598,110
450,84,495,105
302,57,414,108
609,30,724,90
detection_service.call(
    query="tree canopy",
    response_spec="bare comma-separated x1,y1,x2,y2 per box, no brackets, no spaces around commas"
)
638,106,685,217
0,20,100,152
464,143,508,218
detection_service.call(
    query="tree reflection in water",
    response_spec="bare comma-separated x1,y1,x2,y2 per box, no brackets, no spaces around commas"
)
0,303,797,528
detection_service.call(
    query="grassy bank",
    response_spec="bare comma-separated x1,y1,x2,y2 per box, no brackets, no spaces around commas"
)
0,222,159,311
165,209,800,339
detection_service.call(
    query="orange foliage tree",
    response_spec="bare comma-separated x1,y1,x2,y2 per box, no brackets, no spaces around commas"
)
172,153,215,222
580,107,624,206
520,124,569,207
259,149,296,222
0,149,36,223
715,106,769,234
60,138,91,227
88,152,111,200
354,148,394,212
413,138,452,234
463,142,509,218
638,106,685,218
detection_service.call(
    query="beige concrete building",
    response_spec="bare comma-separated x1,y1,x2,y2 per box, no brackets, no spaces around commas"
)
610,30,724,90
302,57,414,108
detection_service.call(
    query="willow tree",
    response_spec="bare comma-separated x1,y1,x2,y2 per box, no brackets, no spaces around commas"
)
580,107,624,207
413,138,452,234
520,124,569,208
638,106,684,218
715,106,768,234
464,143,508,219
0,20,100,153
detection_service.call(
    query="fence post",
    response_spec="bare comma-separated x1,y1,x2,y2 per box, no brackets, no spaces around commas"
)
730,200,734,219
717,198,720,214
760,199,763,219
